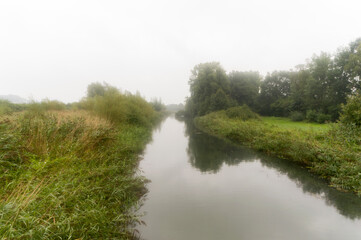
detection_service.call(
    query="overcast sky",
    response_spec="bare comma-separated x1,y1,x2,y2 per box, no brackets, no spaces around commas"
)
1,0,360,104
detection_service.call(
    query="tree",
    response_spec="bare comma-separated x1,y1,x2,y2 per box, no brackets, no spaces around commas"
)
185,62,234,117
257,71,292,116
345,38,361,91
87,82,106,97
229,71,261,108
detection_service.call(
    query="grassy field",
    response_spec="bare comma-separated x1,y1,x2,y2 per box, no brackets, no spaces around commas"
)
261,117,330,132
194,110,361,195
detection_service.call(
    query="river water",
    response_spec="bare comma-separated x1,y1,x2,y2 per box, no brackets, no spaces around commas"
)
137,116,361,240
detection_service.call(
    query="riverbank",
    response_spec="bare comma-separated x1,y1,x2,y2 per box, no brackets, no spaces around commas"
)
0,110,155,239
194,111,361,195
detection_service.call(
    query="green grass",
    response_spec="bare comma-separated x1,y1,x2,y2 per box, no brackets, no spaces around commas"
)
194,111,361,195
0,110,155,239
262,117,330,132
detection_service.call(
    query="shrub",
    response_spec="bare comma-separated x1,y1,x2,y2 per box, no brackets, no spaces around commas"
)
0,100,27,115
289,111,305,121
316,113,331,123
306,110,331,123
306,110,318,122
81,83,157,127
225,105,260,121
340,93,361,126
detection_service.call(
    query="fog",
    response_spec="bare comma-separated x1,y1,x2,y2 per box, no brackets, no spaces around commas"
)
1,0,360,104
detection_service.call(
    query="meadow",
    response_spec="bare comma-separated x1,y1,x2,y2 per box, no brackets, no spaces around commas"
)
261,117,330,132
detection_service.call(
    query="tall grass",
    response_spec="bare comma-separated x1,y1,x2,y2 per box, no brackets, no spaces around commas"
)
194,110,361,195
0,94,158,239
77,84,158,127
0,100,27,115
0,111,152,239
0,83,160,238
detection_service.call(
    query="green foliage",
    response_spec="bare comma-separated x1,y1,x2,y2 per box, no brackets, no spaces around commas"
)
305,110,331,123
257,71,292,116
195,111,361,195
87,82,107,97
31,99,67,112
0,82,161,238
185,62,234,117
186,39,361,122
316,113,331,123
306,110,318,122
0,100,11,115
229,71,261,108
262,117,330,132
210,89,236,112
340,92,361,126
0,110,152,239
254,39,361,121
289,111,305,122
0,100,27,115
150,98,166,112
80,82,157,127
225,105,260,121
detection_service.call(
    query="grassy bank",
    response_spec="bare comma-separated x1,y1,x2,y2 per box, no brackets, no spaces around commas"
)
194,111,361,195
0,83,161,239
0,110,153,239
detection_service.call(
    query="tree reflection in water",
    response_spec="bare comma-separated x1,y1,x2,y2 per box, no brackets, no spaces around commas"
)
183,119,361,220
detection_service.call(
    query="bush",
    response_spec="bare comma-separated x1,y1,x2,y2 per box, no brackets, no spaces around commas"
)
316,113,331,123
306,110,331,123
289,111,305,121
306,110,317,122
0,100,27,115
340,93,361,126
80,83,157,127
225,105,260,121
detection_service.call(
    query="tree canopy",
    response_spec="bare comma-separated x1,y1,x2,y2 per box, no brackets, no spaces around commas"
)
185,38,361,123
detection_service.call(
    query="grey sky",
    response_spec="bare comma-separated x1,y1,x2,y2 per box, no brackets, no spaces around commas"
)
1,0,360,104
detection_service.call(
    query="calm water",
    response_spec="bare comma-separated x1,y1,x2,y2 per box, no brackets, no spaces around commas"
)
137,117,361,240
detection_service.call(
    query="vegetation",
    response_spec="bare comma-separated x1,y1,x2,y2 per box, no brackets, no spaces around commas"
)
185,38,361,122
261,117,330,132
184,38,361,195
0,83,160,239
339,92,361,126
185,62,236,117
225,105,260,121
194,106,361,195
0,100,27,115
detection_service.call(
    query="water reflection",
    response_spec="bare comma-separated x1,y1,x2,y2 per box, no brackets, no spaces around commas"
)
185,121,254,173
184,119,361,219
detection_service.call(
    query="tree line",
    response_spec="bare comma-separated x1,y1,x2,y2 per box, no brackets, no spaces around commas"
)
185,38,361,123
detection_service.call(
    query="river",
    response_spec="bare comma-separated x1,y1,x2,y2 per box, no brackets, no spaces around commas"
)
136,116,361,240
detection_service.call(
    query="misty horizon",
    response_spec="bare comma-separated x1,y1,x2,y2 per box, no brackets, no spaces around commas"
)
1,0,361,104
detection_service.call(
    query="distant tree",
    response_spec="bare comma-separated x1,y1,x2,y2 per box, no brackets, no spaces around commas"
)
87,82,107,97
185,62,235,117
304,53,333,113
228,71,261,108
289,66,309,113
150,97,166,112
257,71,292,116
344,38,361,91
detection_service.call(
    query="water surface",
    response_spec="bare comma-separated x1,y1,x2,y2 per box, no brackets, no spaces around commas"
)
137,117,361,240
